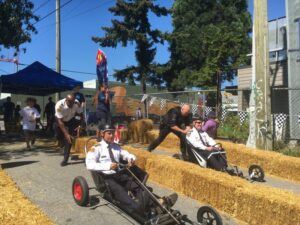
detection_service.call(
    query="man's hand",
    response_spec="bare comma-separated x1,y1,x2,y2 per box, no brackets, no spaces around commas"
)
128,159,135,167
206,146,214,151
110,162,118,170
182,127,191,134
64,133,74,144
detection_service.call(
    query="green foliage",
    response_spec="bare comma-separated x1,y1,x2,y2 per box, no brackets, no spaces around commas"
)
92,0,169,93
273,140,300,158
0,0,39,53
166,0,251,90
218,112,249,143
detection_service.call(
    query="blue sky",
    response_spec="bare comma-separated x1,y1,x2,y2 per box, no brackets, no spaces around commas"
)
0,0,286,88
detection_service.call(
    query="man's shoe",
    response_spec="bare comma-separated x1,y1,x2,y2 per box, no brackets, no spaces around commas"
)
163,193,178,208
60,161,67,167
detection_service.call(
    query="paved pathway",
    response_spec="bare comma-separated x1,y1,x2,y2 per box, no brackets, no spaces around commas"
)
0,138,245,225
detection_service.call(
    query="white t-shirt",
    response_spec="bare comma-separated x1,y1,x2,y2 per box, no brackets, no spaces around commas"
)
55,98,83,122
19,106,41,131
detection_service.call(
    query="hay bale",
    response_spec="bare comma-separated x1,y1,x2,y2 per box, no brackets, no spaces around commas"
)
128,119,153,144
146,130,300,182
71,137,98,155
123,145,300,225
218,141,300,182
0,169,55,225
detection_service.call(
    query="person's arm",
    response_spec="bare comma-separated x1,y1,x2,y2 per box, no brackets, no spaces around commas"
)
56,117,73,144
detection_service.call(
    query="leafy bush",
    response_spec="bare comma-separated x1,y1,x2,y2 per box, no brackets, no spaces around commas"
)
218,112,249,143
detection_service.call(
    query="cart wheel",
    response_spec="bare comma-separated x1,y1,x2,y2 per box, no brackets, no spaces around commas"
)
248,165,265,182
197,206,223,225
72,176,89,206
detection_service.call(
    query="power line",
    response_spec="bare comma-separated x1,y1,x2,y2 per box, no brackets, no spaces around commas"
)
17,63,113,77
33,0,73,25
33,0,51,13
37,0,114,30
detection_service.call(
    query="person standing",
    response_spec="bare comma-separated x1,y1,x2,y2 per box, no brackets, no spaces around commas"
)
43,97,55,133
2,97,15,133
19,98,40,150
93,84,111,126
73,85,86,108
135,107,143,120
147,104,192,160
202,111,219,139
55,94,83,166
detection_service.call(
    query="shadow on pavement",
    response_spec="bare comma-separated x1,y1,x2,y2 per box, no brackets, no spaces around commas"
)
1,160,39,169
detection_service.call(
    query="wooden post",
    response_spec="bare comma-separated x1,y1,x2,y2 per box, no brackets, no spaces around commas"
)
254,0,272,150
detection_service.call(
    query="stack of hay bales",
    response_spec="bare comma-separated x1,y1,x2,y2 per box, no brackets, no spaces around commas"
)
146,130,300,182
123,146,300,225
128,119,153,144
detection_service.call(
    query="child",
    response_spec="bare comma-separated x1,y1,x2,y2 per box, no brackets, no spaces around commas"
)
19,98,41,150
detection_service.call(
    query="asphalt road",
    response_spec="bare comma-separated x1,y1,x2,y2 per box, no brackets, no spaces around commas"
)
0,138,245,225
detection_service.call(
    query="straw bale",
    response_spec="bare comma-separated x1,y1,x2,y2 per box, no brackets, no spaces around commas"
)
71,137,98,155
128,119,153,144
146,130,300,182
218,141,300,182
122,145,300,225
0,169,55,225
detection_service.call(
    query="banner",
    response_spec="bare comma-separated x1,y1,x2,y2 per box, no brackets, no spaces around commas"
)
96,49,108,86
149,97,157,106
140,94,148,103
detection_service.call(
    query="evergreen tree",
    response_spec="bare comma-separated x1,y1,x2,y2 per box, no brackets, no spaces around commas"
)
167,0,251,90
92,0,169,95
0,0,39,53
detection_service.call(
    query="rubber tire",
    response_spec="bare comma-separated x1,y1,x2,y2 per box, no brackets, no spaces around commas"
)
248,164,265,182
72,176,89,206
197,206,223,225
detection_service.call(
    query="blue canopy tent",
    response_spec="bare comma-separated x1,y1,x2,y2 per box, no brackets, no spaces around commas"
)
0,61,83,96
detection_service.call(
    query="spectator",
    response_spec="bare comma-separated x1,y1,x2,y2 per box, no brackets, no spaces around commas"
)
147,104,192,160
202,111,219,139
135,107,143,120
32,98,41,114
14,105,21,121
55,94,83,166
43,97,55,134
2,97,15,133
73,85,85,108
93,84,111,126
19,98,41,150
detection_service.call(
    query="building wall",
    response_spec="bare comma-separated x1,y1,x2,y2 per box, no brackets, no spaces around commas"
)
237,61,288,112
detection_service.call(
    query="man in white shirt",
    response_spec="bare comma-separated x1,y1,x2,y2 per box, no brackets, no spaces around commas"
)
55,94,83,166
19,97,40,150
86,124,178,218
186,116,228,171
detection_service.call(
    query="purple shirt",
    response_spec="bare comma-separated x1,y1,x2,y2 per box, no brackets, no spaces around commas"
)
202,119,219,139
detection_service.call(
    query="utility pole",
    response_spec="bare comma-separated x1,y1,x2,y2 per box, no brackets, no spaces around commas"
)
253,0,272,150
55,0,61,101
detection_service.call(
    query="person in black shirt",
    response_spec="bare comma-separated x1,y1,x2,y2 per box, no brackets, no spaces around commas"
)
2,97,15,133
44,97,55,133
147,104,192,160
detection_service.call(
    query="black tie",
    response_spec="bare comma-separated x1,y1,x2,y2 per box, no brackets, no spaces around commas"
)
108,144,116,163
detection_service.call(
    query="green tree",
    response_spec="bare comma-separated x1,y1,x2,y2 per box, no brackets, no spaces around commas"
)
92,0,169,96
0,0,39,54
167,0,251,90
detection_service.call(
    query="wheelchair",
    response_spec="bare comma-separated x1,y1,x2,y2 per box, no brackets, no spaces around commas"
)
174,141,265,182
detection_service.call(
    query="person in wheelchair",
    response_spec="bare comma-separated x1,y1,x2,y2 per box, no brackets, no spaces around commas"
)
85,123,178,219
186,116,231,172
